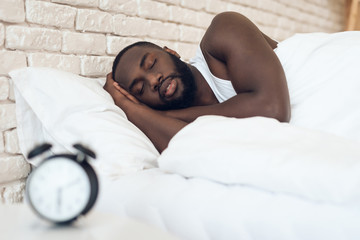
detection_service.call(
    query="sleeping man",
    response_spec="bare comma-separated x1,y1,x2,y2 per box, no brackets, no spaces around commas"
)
103,11,292,153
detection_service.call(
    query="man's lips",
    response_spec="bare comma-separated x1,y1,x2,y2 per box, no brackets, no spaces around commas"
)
159,76,178,98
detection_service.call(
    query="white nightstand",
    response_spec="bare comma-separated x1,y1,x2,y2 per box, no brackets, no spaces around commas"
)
0,204,178,240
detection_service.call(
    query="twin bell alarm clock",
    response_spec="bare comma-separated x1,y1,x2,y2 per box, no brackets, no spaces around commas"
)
25,143,99,224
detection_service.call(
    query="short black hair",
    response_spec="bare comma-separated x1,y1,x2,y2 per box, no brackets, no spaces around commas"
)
112,41,161,81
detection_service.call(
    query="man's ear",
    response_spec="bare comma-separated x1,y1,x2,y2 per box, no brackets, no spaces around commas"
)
163,46,181,59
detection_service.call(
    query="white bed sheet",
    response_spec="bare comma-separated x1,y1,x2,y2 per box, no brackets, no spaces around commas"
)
97,169,360,240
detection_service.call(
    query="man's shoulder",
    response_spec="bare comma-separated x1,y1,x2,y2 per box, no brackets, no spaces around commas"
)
201,12,252,51
203,12,249,37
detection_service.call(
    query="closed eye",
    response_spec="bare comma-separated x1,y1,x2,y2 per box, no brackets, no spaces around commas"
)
129,79,145,96
139,82,145,95
150,59,156,69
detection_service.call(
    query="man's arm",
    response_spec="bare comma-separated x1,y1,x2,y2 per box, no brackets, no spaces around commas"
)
166,12,290,123
104,75,187,153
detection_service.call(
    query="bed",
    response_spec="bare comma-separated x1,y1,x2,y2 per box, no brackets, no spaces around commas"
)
10,31,360,240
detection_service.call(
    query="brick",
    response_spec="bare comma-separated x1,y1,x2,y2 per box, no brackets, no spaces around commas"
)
276,16,289,29
4,129,20,154
0,103,16,131
106,36,143,55
0,153,30,183
147,20,180,41
27,53,81,75
206,0,227,14
6,26,62,52
181,0,206,10
242,7,260,23
283,7,301,21
195,12,214,29
242,8,262,26
255,12,278,27
26,1,76,29
0,23,4,46
273,28,291,41
0,0,25,23
62,32,106,55
0,51,27,75
8,79,15,102
270,1,287,15
0,179,27,203
144,38,178,52
170,6,198,26
139,0,170,21
156,0,180,4
235,0,257,7
0,77,10,100
76,9,113,33
51,0,98,7
275,0,289,5
226,3,248,15
81,56,114,76
113,14,149,37
177,42,197,61
179,26,204,43
255,0,274,12
99,0,138,15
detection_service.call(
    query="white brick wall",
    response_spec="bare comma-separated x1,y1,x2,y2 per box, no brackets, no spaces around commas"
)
6,26,62,51
62,32,107,55
76,9,113,33
26,1,77,29
0,0,346,203
0,0,25,23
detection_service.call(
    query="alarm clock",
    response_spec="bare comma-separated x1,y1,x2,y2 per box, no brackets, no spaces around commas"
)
25,143,99,224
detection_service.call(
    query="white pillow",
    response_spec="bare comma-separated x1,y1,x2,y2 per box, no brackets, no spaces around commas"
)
159,116,360,204
10,67,159,177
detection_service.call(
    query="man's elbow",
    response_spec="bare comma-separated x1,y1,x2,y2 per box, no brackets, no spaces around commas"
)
265,101,291,123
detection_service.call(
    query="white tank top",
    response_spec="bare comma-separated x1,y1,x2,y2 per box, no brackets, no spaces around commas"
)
189,47,236,103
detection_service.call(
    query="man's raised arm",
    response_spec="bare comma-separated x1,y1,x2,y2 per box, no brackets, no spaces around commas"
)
166,12,290,123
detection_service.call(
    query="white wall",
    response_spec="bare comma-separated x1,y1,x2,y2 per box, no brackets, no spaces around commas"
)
0,0,345,203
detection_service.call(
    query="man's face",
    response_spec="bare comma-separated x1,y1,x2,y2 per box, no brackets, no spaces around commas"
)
113,46,196,110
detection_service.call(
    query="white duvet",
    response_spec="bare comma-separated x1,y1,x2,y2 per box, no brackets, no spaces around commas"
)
159,116,360,204
145,32,360,239
276,31,360,140
158,31,360,207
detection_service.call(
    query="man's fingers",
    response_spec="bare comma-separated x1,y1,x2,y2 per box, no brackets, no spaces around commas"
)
113,81,122,91
122,90,140,103
113,83,129,95
113,82,140,104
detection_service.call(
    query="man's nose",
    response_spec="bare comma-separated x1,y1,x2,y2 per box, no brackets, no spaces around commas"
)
147,72,162,91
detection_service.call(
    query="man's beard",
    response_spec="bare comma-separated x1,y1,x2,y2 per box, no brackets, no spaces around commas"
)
157,53,197,110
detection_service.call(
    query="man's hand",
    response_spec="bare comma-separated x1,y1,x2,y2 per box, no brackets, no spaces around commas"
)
104,73,141,112
113,81,141,105
103,72,116,95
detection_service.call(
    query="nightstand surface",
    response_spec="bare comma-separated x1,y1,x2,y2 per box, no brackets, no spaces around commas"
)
0,204,178,240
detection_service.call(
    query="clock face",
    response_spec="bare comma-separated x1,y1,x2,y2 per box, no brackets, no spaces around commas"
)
27,157,91,222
